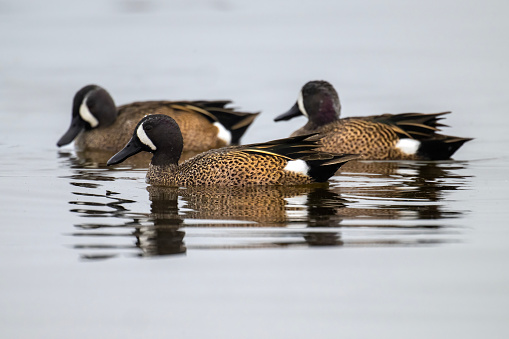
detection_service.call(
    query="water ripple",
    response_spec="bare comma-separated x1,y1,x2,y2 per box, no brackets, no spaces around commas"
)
59,152,472,260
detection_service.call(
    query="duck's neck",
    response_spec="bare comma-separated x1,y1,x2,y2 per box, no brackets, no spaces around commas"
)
309,96,341,127
147,163,179,186
150,137,183,167
151,150,181,167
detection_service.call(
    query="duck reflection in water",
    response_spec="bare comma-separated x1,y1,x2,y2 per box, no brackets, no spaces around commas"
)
69,184,350,259
136,188,185,257
148,185,347,248
151,185,347,226
60,151,470,260
336,160,471,219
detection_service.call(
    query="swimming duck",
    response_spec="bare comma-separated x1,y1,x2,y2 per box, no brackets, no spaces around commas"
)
274,80,472,160
107,114,358,186
57,84,259,152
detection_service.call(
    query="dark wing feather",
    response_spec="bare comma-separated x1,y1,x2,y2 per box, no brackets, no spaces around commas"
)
417,134,473,160
240,134,323,160
170,101,260,145
241,133,359,163
360,111,451,139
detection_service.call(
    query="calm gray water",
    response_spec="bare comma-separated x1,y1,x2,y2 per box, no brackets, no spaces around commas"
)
1,1,509,338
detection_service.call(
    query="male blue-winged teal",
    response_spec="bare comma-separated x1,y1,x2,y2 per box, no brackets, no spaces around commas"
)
274,80,472,160
57,85,259,152
107,114,358,186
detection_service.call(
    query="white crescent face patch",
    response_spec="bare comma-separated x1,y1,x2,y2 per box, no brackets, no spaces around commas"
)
297,90,309,118
79,94,99,128
137,122,157,151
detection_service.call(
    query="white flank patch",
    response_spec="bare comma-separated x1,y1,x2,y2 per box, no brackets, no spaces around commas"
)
284,159,309,175
396,138,420,155
213,122,232,145
297,90,309,117
79,94,99,128
137,123,157,151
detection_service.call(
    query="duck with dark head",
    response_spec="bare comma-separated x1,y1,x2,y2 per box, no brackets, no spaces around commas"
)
275,80,472,160
107,114,358,187
57,84,259,153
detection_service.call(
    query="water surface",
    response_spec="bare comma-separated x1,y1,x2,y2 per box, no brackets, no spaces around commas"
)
63,157,470,260
1,1,508,338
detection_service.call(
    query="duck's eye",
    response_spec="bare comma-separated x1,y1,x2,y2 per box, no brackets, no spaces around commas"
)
144,124,153,131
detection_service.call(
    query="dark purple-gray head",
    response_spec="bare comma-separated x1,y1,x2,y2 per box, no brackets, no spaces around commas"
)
274,80,341,126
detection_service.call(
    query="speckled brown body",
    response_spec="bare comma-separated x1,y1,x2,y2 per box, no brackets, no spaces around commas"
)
291,118,417,160
75,102,231,152
276,81,471,160
146,148,317,187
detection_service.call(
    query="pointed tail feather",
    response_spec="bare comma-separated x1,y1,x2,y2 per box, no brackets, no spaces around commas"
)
369,112,452,139
227,112,260,145
306,154,359,182
172,100,259,145
417,135,473,160
196,104,259,145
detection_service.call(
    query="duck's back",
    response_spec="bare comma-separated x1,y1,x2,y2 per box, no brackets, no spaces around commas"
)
291,118,411,160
